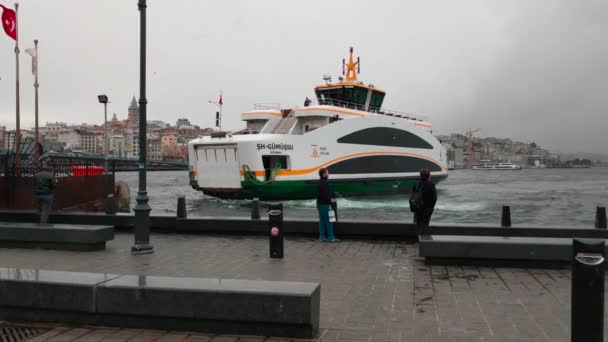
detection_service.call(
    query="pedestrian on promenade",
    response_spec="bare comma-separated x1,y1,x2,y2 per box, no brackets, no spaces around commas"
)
316,167,338,242
34,163,57,224
410,168,437,234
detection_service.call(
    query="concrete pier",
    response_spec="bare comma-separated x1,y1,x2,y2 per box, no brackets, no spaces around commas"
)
0,232,583,341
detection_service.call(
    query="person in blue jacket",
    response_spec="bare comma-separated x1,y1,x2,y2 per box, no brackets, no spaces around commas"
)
316,168,338,242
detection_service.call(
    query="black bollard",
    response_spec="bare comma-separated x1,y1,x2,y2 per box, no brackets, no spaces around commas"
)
105,195,116,215
268,203,284,259
501,205,511,227
571,238,605,342
595,206,607,229
251,198,260,220
330,199,338,222
177,195,187,219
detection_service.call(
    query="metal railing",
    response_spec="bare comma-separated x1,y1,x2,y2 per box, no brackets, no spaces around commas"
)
253,103,281,110
312,98,428,122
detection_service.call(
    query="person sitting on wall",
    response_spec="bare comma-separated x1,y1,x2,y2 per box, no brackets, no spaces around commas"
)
34,163,57,224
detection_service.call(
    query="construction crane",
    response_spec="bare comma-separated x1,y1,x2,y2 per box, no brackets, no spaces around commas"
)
466,128,480,169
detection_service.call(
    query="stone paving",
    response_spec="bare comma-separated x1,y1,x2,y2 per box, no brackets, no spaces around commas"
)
0,232,588,341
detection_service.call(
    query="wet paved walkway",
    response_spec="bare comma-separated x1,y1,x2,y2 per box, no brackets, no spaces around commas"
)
0,233,582,341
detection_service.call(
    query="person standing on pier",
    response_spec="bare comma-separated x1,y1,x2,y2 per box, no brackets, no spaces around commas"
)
34,163,57,224
316,168,338,242
411,168,437,234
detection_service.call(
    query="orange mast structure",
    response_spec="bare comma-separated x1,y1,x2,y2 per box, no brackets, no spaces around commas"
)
342,47,360,81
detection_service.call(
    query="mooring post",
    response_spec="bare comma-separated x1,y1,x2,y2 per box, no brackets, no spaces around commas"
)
501,205,511,227
572,238,605,342
268,203,284,259
251,198,260,220
595,206,607,229
105,194,116,215
177,195,187,219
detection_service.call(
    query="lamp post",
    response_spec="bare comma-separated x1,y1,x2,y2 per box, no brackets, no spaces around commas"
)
97,95,109,172
33,40,39,168
132,0,153,254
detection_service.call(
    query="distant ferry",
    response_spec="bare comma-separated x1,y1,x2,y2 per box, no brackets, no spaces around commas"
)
187,47,448,200
473,162,522,170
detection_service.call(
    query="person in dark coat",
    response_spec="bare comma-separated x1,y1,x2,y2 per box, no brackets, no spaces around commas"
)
316,167,338,242
412,168,437,234
34,163,57,224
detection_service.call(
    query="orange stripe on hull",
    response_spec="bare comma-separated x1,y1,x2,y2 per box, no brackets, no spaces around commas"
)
238,151,448,177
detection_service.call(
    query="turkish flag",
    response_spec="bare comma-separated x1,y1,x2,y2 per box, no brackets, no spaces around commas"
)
0,4,17,41
219,94,223,106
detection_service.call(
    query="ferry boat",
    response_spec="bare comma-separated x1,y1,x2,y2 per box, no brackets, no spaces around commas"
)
188,48,448,200
472,162,522,170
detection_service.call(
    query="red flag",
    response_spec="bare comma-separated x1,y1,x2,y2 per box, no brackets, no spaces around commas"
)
219,94,223,106
0,4,17,41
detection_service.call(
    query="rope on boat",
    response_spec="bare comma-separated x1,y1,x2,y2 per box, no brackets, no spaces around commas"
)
242,163,282,185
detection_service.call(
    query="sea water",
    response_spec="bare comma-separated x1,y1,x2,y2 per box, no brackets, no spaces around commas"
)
117,168,608,227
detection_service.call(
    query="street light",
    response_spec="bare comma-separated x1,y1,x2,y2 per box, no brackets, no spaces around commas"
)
132,0,153,254
97,94,109,172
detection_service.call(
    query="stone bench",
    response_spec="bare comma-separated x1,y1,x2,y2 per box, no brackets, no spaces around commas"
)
419,235,608,262
0,268,320,339
0,222,114,251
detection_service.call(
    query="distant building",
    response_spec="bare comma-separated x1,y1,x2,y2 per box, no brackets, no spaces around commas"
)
127,97,139,129
57,131,78,151
79,131,98,154
147,138,162,160
161,134,181,159
109,135,125,158
176,118,191,127
0,126,5,149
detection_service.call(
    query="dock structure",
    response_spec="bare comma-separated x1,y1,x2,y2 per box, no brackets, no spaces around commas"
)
0,231,586,341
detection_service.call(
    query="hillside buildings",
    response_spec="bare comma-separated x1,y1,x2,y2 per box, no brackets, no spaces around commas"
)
1,96,212,161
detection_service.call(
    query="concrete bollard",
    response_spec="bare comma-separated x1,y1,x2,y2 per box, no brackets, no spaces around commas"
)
177,195,187,219
571,239,605,342
251,198,260,220
595,206,607,229
330,199,338,222
105,195,116,215
501,205,511,227
268,203,284,259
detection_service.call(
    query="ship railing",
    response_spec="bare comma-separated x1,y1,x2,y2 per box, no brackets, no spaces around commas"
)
315,99,427,122
253,103,281,110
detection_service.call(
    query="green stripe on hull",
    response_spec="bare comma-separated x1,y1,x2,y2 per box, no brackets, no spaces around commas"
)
197,175,447,201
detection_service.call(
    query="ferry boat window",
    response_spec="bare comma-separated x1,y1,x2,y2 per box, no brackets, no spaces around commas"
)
352,87,367,106
337,127,433,149
369,91,385,111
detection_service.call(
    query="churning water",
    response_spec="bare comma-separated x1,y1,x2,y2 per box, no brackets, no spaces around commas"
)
117,168,608,227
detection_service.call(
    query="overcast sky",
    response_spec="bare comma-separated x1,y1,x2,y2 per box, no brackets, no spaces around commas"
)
1,0,607,154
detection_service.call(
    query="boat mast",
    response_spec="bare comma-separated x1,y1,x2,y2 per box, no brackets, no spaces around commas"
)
343,47,360,82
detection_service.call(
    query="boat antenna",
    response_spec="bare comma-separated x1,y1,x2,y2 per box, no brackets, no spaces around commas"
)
343,46,360,82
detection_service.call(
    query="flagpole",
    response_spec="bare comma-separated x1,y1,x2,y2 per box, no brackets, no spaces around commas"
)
219,90,222,130
34,39,39,168
14,2,21,172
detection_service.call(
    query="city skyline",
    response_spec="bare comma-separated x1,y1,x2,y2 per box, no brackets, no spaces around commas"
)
1,0,607,155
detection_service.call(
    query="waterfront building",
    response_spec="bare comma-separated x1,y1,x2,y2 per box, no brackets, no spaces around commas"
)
79,130,99,154
147,138,162,161
109,135,126,158
161,134,181,159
